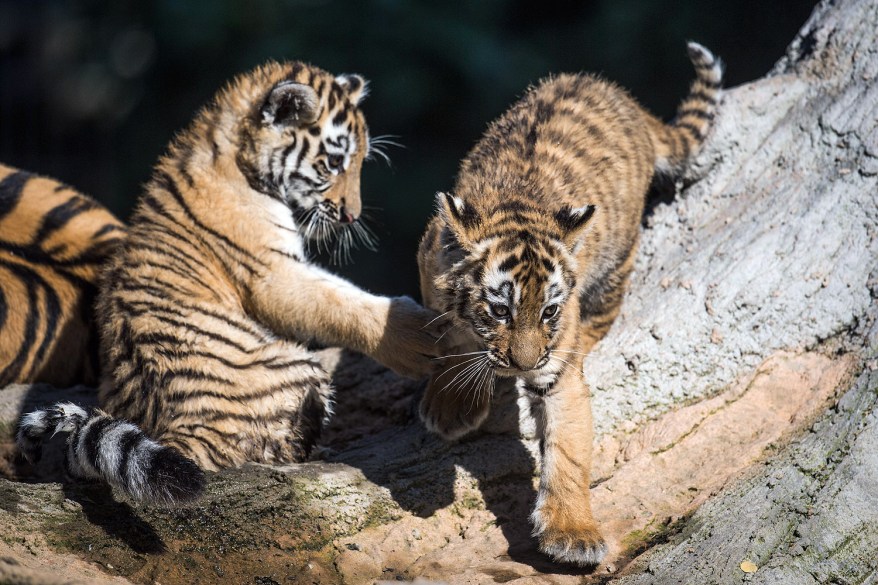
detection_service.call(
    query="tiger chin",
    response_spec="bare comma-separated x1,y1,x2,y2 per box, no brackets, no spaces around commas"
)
17,61,445,505
417,43,723,566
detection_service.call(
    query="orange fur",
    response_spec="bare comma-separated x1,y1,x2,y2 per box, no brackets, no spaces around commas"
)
93,61,443,475
0,164,125,387
418,43,722,565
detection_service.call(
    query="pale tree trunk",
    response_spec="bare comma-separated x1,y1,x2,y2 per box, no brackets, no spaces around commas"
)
1,0,877,583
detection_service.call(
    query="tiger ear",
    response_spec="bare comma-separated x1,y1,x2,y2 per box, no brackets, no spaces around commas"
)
437,191,481,249
554,204,596,251
335,74,369,106
261,81,320,127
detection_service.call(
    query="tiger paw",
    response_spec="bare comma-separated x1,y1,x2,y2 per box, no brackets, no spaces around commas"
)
418,370,492,440
374,296,446,379
532,507,607,567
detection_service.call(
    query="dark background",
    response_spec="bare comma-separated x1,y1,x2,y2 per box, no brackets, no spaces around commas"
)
0,0,816,299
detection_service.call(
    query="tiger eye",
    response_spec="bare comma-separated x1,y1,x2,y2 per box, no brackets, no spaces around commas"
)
490,303,510,318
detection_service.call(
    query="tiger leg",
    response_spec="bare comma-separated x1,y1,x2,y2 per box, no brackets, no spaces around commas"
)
154,341,333,472
531,367,606,566
419,337,493,441
579,243,638,354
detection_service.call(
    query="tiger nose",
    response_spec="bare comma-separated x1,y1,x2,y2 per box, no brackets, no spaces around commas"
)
339,205,355,224
508,337,543,371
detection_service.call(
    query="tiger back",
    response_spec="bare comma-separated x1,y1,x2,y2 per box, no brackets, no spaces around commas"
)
0,165,125,387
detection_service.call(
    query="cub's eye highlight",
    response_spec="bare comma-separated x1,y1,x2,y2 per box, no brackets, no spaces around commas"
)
327,154,344,171
490,303,510,319
542,304,559,320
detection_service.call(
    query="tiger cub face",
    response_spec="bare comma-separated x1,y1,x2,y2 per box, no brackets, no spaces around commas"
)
233,63,369,237
433,192,595,383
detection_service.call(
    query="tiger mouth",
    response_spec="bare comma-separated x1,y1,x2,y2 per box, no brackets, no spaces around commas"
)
487,354,552,376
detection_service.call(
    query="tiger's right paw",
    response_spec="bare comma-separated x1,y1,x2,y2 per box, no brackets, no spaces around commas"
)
373,296,446,379
418,368,492,440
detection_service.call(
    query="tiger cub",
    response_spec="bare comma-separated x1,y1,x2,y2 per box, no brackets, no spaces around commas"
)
0,164,125,387
417,43,723,565
18,61,444,505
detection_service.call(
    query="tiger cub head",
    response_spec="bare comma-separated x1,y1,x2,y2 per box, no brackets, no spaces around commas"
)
227,62,370,234
433,192,595,380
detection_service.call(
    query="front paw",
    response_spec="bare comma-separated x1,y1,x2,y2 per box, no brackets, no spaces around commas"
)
532,503,607,567
419,370,491,440
373,296,445,378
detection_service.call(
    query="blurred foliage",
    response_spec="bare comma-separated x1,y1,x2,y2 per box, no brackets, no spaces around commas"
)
0,0,815,297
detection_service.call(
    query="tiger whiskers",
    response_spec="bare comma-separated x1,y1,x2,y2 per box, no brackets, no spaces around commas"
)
444,355,489,397
432,349,487,360
422,310,452,331
367,134,404,167
467,360,495,415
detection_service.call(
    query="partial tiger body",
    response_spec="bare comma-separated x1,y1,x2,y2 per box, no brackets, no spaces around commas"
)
99,219,333,469
0,164,125,387
20,59,445,504
418,43,723,565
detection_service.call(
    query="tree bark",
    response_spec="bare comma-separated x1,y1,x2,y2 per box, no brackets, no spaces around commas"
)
1,0,877,583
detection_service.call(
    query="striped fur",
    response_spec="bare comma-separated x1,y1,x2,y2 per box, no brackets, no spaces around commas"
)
0,164,125,387
16,403,203,504
418,43,723,565
19,60,444,504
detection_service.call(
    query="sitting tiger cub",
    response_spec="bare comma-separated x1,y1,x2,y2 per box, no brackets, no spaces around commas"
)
18,61,444,505
417,43,723,565
0,164,125,388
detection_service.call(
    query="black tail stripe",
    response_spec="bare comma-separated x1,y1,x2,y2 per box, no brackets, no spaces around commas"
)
117,429,145,480
688,89,718,104
675,108,713,121
675,122,705,140
82,416,114,471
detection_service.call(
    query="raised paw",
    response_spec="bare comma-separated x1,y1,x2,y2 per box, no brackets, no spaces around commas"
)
374,296,445,378
532,504,607,567
419,368,492,440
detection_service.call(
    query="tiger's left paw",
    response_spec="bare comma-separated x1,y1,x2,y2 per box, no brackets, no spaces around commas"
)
532,507,607,567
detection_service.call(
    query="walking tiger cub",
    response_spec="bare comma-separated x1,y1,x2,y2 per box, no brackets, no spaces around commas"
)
0,165,125,388
18,61,445,505
417,43,722,565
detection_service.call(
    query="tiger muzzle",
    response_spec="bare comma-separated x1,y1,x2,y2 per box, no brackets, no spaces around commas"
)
508,331,545,371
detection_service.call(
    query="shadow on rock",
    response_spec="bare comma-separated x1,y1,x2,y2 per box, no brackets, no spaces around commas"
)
323,349,594,573
61,482,166,554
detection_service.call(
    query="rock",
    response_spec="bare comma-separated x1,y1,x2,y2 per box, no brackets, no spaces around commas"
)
2,0,878,582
